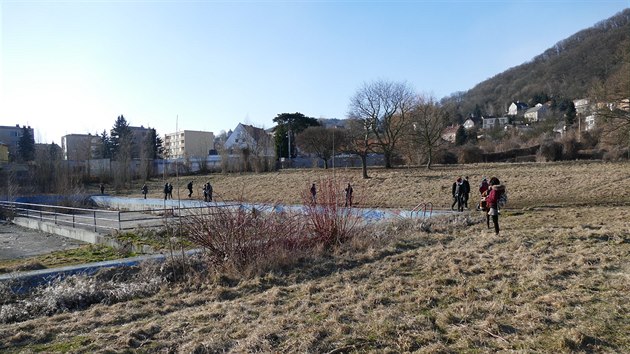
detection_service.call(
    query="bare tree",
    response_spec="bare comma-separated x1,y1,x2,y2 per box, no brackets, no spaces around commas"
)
589,57,630,156
337,119,376,179
296,126,335,169
348,80,416,168
409,95,449,169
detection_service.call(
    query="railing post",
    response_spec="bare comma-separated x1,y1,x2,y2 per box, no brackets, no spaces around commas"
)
118,211,121,231
73,213,76,228
94,211,97,232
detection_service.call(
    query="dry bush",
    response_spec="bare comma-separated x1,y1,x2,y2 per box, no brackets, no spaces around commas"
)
433,148,458,164
182,203,308,275
537,140,563,162
301,178,363,249
602,146,629,161
457,144,484,164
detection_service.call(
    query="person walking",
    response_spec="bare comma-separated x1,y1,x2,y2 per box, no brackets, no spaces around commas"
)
100,183,105,195
187,181,193,198
451,177,463,212
461,176,471,209
344,183,353,207
163,183,169,200
485,177,506,235
310,183,317,204
141,184,148,199
207,183,213,202
168,183,173,199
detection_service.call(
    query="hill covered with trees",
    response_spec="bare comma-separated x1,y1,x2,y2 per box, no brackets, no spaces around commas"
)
441,8,630,121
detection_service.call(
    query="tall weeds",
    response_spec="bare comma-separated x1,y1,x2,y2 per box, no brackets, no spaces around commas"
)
301,177,362,249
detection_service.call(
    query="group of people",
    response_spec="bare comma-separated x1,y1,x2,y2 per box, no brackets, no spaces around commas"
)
309,182,354,207
451,175,507,235
163,183,174,200
451,176,471,212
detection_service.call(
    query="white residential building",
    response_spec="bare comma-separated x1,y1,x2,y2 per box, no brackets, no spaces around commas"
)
224,123,275,157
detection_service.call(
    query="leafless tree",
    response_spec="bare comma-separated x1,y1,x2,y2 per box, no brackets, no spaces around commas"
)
409,95,449,169
336,119,376,179
297,126,335,169
589,57,630,156
348,80,416,168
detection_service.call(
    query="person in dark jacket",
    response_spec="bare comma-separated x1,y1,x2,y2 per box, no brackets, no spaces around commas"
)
310,183,317,204
100,183,105,195
461,176,471,209
207,183,213,202
163,183,169,200
344,183,353,207
141,184,148,199
187,181,193,198
485,177,506,235
451,177,463,211
168,183,173,199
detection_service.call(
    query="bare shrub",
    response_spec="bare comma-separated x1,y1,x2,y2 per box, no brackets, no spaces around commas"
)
602,147,629,161
182,204,307,275
301,178,363,249
457,144,484,164
560,132,580,160
433,149,458,164
537,140,563,162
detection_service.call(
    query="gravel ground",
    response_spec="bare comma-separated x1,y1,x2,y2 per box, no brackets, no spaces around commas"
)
0,222,86,261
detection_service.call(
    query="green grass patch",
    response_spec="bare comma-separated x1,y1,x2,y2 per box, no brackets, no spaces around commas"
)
0,245,123,274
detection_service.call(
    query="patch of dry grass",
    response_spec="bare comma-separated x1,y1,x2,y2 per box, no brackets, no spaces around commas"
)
1,161,628,352
131,160,630,209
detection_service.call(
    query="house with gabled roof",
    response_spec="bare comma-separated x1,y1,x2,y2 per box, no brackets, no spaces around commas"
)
463,117,481,130
224,123,275,157
508,101,529,116
524,103,548,123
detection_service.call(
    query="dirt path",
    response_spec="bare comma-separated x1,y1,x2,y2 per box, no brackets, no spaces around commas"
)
0,222,86,261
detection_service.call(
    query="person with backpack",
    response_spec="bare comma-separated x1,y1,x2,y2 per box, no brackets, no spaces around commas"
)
451,177,463,212
485,176,506,235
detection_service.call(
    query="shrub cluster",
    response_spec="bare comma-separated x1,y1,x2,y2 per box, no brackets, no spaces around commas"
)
181,177,363,276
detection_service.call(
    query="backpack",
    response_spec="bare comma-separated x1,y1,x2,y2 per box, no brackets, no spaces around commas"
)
498,189,508,208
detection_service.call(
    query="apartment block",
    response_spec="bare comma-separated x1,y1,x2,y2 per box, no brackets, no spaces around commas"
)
164,130,214,159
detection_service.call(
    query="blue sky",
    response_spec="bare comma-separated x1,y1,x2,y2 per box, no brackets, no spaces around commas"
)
1,0,628,144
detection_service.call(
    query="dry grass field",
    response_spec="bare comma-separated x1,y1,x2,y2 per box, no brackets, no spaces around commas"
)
1,161,629,353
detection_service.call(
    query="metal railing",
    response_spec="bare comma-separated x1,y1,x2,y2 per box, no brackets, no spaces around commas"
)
411,202,433,219
0,201,235,233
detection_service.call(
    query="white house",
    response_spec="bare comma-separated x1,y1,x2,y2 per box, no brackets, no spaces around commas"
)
463,117,480,130
224,123,275,157
508,101,529,116
524,104,548,123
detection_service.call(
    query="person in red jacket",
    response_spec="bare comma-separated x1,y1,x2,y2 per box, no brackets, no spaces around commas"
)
485,177,506,235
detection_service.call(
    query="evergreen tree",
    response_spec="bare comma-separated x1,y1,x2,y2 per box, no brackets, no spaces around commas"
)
99,130,113,158
455,125,467,146
565,101,577,126
110,115,132,159
18,126,35,162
